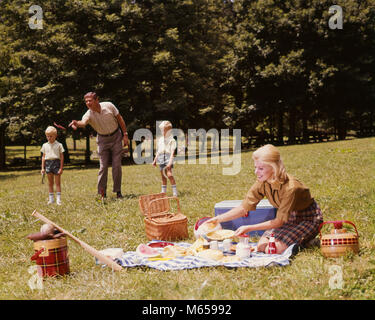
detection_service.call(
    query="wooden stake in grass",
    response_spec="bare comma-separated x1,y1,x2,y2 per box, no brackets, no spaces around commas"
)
31,210,123,271
99,188,108,213
100,188,105,203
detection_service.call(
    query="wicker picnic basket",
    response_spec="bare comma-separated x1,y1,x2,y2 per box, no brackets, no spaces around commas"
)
139,193,189,241
319,220,359,258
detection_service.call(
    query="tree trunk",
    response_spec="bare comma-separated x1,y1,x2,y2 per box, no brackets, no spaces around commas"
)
85,131,91,164
129,138,133,163
24,143,27,165
302,114,308,143
268,114,275,144
59,134,70,164
357,112,363,137
288,106,296,145
277,106,284,145
337,115,347,140
0,125,5,170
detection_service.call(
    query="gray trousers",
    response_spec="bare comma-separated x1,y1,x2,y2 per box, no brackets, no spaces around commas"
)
96,129,123,194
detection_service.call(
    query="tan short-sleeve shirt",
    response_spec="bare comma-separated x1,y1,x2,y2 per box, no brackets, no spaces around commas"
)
40,141,65,160
241,174,314,222
82,102,119,135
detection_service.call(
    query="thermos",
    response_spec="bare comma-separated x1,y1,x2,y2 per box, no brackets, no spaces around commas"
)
268,233,277,254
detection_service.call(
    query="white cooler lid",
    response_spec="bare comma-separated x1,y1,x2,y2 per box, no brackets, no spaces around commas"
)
214,199,274,209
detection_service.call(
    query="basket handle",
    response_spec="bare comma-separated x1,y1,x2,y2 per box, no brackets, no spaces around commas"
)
147,196,181,218
30,248,44,261
318,220,359,238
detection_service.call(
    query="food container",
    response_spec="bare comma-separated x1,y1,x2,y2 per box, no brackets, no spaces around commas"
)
267,233,277,254
95,248,124,265
223,239,232,252
206,229,235,241
319,220,359,258
139,193,188,241
235,234,251,259
194,217,221,239
31,237,70,277
210,241,219,250
203,239,210,250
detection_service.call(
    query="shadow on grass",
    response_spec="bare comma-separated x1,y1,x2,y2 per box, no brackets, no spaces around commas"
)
0,172,37,181
0,159,137,174
100,193,143,202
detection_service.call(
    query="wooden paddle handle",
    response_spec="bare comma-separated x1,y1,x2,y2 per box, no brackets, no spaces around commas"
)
32,210,123,271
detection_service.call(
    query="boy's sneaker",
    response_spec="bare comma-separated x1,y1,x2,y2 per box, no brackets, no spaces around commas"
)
47,199,54,205
56,199,62,205
116,192,124,199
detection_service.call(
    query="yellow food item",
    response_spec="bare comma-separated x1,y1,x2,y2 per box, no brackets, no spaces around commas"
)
148,257,173,261
196,249,224,261
207,229,235,241
191,237,204,249
162,245,188,258
187,237,207,255
220,255,241,263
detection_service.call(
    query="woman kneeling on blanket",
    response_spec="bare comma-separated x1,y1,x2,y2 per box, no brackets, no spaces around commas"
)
206,144,323,254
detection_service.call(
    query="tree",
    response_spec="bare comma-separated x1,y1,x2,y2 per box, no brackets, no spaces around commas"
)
224,0,375,144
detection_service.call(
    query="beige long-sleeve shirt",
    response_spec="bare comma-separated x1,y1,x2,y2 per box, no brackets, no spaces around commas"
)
241,174,314,222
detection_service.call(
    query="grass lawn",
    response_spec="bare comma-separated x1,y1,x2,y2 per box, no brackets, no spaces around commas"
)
0,137,374,300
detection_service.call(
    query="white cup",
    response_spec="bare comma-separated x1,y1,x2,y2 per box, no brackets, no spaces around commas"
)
223,239,232,252
210,241,219,250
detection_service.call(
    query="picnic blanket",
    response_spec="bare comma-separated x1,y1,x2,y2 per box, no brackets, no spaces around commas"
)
115,241,297,271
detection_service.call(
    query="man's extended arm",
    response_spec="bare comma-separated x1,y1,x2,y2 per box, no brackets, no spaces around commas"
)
68,118,89,130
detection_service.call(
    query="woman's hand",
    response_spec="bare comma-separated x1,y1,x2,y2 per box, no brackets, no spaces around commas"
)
41,169,45,175
196,216,220,237
234,225,252,237
202,216,220,227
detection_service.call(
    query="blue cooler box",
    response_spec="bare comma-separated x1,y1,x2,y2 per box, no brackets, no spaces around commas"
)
214,199,277,237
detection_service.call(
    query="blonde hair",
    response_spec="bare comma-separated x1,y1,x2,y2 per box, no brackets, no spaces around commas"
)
45,126,57,136
159,120,172,130
252,144,287,183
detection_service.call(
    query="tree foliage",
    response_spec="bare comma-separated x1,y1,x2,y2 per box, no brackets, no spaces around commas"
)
0,0,374,168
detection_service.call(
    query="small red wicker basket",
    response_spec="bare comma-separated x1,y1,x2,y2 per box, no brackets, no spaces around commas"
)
318,220,359,258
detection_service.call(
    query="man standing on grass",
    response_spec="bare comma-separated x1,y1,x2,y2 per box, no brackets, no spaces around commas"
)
69,92,128,199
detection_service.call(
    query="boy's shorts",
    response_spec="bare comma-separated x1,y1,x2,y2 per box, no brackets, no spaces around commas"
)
45,159,61,174
157,153,174,171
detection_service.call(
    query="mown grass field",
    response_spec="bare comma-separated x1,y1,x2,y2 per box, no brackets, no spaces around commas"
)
0,137,374,300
